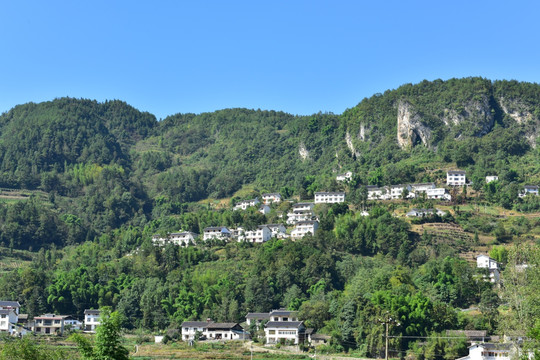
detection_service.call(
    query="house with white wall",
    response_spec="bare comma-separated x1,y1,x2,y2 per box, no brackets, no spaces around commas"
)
84,309,100,331
456,342,533,360
0,301,20,315
476,255,500,283
181,321,210,340
447,170,466,186
258,204,271,215
519,185,539,198
291,220,319,240
336,171,353,182
287,203,315,225
367,186,390,200
234,198,260,211
0,309,18,335
264,224,287,238
265,321,305,345
389,184,413,199
314,192,345,204
262,193,282,204
246,312,270,328
204,322,246,340
238,226,272,243
486,176,498,183
426,188,452,200
410,183,436,193
169,232,198,246
33,314,67,335
406,208,446,217
203,227,231,241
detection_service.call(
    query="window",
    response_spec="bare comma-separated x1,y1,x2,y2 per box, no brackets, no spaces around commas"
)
268,330,275,335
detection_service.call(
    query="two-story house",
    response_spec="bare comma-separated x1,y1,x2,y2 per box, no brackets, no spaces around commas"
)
409,182,436,194
262,193,282,204
367,186,390,200
203,227,231,241
290,220,319,240
314,192,345,204
287,203,315,225
234,198,260,211
476,254,500,283
389,185,413,200
426,187,451,200
238,226,272,243
84,309,100,331
336,171,353,182
447,170,466,186
33,314,67,335
264,309,304,345
264,224,287,238
181,321,211,340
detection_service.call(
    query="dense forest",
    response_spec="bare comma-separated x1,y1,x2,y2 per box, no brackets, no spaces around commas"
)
0,78,539,358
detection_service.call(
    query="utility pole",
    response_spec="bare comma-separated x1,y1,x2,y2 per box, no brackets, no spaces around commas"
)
378,313,400,360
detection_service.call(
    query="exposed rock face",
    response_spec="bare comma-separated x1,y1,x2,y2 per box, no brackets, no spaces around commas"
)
442,95,494,137
298,143,310,160
359,124,366,141
345,131,361,157
397,100,432,149
498,97,534,124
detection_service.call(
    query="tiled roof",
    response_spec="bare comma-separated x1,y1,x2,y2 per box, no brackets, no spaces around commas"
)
0,301,20,307
246,312,270,319
181,321,210,327
265,321,304,328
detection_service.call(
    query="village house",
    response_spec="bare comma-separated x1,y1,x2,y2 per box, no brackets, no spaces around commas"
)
84,309,100,331
426,187,452,200
269,309,298,322
181,320,247,341
258,204,271,215
287,203,315,225
203,227,231,241
306,328,331,346
485,176,499,183
33,314,68,335
409,182,436,194
367,186,390,200
0,301,20,315
204,322,246,340
234,198,260,211
476,255,500,283
406,208,447,217
0,309,18,335
152,231,198,247
447,170,466,186
264,224,287,238
181,321,209,340
245,312,270,328
291,220,319,240
446,330,487,343
389,184,413,199
456,342,533,360
64,317,83,331
237,226,272,243
314,192,346,204
262,193,282,204
519,185,539,198
336,171,353,182
265,321,305,345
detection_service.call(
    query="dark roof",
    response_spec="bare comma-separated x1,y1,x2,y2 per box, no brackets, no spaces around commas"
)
269,309,297,316
524,185,539,189
205,322,242,330
170,231,197,236
293,202,314,207
470,343,512,350
410,182,435,187
246,312,270,319
314,192,345,195
264,224,284,229
0,309,11,315
295,220,317,225
446,330,487,338
265,321,304,329
448,170,466,174
305,328,314,335
0,301,20,307
181,321,210,327
84,309,100,315
262,193,281,197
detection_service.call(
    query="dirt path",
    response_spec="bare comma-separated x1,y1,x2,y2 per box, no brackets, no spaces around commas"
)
243,341,374,360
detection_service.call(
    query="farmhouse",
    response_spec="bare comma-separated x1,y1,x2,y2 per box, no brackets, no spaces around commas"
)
447,170,466,186
291,220,319,240
262,193,282,204
203,227,231,241
519,185,539,198
336,171,353,182
426,187,451,200
84,309,100,331
314,192,345,204
234,198,260,211
485,176,498,183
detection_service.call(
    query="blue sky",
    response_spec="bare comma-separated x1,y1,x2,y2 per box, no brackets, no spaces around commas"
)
1,1,539,119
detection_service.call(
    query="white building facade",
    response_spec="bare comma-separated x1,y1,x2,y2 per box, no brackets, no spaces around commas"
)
314,192,345,204
203,227,231,241
447,170,466,186
262,193,282,204
291,221,319,240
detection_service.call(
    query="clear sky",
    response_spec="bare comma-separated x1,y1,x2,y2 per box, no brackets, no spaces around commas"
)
2,0,540,119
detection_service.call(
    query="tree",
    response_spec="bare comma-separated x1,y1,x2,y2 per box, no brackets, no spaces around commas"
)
71,308,129,360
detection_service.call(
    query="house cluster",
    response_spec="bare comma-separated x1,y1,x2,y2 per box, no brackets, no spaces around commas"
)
183,308,329,346
0,302,100,336
367,182,451,201
457,342,534,360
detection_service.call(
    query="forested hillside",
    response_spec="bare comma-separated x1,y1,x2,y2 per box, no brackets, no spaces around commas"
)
0,78,539,358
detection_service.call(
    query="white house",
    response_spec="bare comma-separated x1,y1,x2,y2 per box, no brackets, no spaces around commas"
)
314,192,345,204
426,187,452,201
0,309,18,335
234,198,260,211
287,203,315,225
203,227,231,241
367,186,390,200
456,343,533,360
409,182,436,193
238,226,272,243
33,314,67,335
204,322,246,340
336,171,353,182
169,232,198,246
265,321,305,345
476,254,499,270
291,220,319,240
389,185,413,199
181,321,210,341
406,208,446,217
447,170,466,186
64,316,82,331
476,255,500,283
84,309,100,331
264,224,287,238
0,301,20,315
519,185,539,198
262,193,282,204
258,204,271,215
269,309,299,322
486,176,499,183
